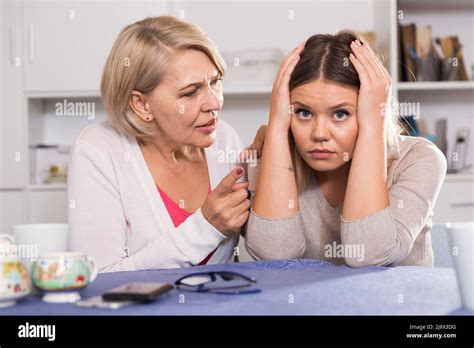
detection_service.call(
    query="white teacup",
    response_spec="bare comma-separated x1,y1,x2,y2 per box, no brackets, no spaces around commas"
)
446,222,474,311
0,235,31,308
13,224,69,273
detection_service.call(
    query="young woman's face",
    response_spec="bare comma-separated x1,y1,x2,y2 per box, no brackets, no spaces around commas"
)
290,79,359,172
148,49,223,148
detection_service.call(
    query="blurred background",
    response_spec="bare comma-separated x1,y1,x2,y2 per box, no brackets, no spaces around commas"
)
0,0,473,239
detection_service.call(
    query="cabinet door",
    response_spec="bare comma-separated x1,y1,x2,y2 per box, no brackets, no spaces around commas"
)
0,190,25,235
23,0,168,92
27,189,67,223
433,181,474,223
0,0,26,189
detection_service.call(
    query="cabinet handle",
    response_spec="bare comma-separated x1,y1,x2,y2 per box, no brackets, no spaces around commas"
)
28,24,35,63
9,28,16,65
451,202,474,207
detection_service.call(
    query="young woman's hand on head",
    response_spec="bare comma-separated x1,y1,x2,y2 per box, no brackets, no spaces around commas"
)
343,38,391,222
268,42,306,133
349,39,392,133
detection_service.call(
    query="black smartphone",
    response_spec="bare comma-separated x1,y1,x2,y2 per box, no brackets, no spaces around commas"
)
102,282,173,302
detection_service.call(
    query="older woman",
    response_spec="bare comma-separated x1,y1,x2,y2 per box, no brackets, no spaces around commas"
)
68,16,250,272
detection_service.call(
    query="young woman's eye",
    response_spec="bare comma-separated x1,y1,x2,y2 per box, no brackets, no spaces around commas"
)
295,108,312,120
333,110,350,121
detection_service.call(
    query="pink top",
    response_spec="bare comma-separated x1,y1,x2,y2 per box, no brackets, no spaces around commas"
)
157,185,216,265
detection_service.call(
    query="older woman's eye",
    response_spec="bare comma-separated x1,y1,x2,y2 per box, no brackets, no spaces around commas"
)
211,77,222,85
295,108,312,120
183,89,198,98
333,110,350,122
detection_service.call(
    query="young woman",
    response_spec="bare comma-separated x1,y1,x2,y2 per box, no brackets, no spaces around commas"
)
244,31,447,267
68,16,250,272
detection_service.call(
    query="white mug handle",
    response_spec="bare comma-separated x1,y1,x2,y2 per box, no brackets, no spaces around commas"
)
86,256,98,282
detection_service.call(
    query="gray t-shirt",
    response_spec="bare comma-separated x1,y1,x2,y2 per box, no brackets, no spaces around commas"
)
244,135,447,267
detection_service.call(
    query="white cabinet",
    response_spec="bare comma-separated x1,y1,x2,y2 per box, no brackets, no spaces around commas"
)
0,0,27,189
433,178,474,223
23,0,168,92
0,190,25,235
171,0,377,54
27,188,67,223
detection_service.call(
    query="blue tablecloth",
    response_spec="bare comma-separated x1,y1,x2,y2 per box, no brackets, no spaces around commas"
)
2,259,473,315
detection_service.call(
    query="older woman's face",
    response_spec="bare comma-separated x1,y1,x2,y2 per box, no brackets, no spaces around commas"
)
290,79,359,172
148,49,223,148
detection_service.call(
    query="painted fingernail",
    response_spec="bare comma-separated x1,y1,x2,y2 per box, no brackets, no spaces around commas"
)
236,167,244,175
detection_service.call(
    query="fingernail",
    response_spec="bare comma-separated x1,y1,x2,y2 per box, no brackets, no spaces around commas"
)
351,41,358,48
236,167,244,175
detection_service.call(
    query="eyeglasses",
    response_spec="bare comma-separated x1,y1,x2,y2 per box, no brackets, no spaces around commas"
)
175,271,261,295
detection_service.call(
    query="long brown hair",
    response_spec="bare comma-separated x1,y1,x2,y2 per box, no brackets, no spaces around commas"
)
288,30,400,192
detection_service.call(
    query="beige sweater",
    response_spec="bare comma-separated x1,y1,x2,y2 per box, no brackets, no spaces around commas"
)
244,135,447,267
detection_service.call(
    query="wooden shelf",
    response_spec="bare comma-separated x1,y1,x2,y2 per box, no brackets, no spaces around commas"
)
397,81,474,91
399,0,474,7
445,173,474,183
27,184,67,191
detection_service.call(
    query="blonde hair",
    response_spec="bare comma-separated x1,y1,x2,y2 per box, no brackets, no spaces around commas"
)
100,16,226,140
289,31,402,192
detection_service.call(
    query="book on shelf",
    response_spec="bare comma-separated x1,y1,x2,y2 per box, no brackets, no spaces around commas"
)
416,25,441,81
399,23,469,82
400,23,417,82
436,36,469,81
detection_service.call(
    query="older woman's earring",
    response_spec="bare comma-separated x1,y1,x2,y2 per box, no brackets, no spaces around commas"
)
146,117,151,121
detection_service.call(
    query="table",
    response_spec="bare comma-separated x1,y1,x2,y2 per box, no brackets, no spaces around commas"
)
2,259,473,315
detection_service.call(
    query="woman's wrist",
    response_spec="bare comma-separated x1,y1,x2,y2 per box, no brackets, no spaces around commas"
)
357,117,385,136
267,118,290,135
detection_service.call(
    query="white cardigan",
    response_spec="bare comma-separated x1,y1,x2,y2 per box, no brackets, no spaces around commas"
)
68,120,245,272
